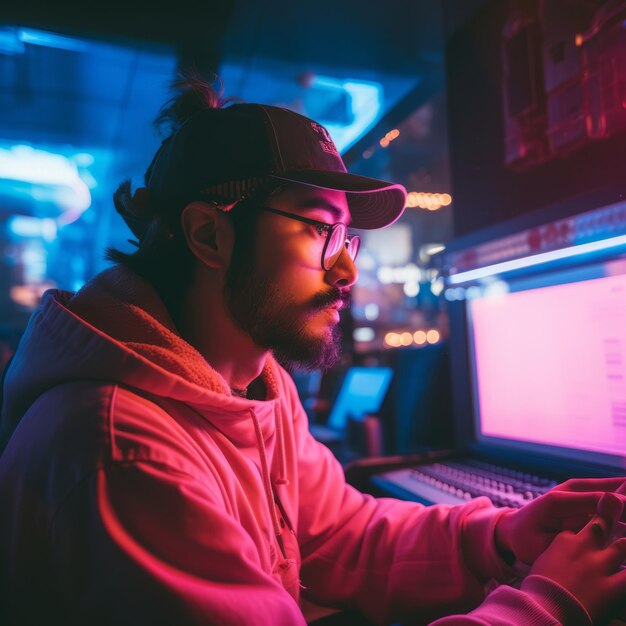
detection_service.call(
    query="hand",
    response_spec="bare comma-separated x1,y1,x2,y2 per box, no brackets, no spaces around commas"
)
527,493,626,624
495,477,626,566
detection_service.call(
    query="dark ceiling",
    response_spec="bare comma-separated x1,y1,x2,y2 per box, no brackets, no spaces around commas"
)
0,0,449,151
3,0,445,73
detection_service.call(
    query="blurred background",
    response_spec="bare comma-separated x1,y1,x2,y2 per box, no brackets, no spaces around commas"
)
1,0,625,463
0,0,455,354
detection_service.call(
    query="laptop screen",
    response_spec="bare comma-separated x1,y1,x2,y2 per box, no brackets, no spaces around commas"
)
465,256,626,469
326,367,393,431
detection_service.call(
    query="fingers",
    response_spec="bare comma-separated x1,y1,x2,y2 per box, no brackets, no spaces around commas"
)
580,512,610,547
543,491,603,517
553,477,626,493
609,555,626,591
598,492,624,517
605,537,626,571
590,493,626,549
541,490,626,526
601,495,626,571
611,521,626,541
578,494,624,547
597,492,624,530
579,503,626,571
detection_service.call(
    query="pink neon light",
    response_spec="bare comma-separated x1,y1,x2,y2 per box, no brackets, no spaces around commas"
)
470,272,626,457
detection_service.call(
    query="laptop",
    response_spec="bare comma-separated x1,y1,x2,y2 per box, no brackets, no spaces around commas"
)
310,366,393,445
375,198,626,505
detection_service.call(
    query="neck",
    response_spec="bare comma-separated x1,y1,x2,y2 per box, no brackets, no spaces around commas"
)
177,270,268,392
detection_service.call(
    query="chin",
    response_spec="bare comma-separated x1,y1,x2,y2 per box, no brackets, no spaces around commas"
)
272,324,342,372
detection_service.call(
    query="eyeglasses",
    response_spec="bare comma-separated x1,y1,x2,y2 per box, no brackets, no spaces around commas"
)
259,206,361,271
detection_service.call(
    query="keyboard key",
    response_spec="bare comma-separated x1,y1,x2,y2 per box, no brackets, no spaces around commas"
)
372,460,555,507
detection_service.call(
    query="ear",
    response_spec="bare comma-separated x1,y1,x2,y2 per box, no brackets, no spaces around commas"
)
181,201,236,269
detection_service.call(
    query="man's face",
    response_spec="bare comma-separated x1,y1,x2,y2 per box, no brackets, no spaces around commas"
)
224,185,358,370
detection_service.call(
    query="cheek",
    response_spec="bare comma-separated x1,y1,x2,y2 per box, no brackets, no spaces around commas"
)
252,223,332,310
256,220,322,271
256,261,325,314
255,236,323,288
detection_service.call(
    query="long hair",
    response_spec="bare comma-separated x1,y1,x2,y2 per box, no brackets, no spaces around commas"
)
105,73,273,326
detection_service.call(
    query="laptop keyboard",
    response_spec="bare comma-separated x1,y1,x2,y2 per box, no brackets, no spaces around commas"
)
373,458,558,507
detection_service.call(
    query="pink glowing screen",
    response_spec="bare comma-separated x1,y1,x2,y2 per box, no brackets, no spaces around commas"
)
469,271,626,457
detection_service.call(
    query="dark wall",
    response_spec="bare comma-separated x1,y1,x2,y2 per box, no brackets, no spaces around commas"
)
380,344,455,455
445,0,626,237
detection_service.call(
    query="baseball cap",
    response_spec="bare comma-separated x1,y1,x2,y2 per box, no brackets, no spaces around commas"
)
145,103,407,230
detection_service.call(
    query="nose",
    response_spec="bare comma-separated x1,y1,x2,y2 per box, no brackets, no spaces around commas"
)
326,246,358,288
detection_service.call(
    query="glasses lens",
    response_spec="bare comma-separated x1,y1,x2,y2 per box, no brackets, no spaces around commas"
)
323,224,347,270
347,235,361,262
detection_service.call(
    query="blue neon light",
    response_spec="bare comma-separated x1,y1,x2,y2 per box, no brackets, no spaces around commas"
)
448,234,626,285
0,144,93,221
0,27,25,55
310,76,383,152
17,28,88,52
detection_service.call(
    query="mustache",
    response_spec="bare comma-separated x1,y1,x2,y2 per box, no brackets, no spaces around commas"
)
310,287,351,311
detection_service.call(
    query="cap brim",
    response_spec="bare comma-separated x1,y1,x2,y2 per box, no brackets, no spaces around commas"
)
271,170,407,230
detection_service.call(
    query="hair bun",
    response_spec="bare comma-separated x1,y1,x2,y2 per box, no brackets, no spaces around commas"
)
113,180,154,242
154,72,233,137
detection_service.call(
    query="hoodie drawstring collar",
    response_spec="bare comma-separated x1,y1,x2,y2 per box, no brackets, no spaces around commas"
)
274,402,289,486
249,407,287,560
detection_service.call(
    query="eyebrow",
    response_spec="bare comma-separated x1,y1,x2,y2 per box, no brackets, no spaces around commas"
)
294,197,349,223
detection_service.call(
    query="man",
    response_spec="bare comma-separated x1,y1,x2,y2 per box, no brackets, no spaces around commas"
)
1,77,626,626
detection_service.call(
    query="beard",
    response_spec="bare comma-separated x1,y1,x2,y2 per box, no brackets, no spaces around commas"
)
224,269,347,371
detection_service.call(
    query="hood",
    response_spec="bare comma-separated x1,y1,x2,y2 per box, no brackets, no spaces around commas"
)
0,266,285,454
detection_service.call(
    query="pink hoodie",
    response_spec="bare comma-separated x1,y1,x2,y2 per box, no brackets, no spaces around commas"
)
0,267,590,625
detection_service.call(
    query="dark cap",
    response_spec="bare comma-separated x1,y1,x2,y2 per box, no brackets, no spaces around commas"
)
145,103,406,230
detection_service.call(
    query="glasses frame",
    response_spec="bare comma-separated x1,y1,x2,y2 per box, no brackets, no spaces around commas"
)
259,205,360,271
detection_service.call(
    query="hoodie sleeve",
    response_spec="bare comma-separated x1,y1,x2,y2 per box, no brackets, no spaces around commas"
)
49,459,307,626
430,576,591,626
13,380,309,626
285,379,588,626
